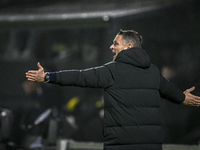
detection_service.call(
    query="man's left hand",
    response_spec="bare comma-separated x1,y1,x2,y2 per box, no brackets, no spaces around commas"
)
183,86,200,107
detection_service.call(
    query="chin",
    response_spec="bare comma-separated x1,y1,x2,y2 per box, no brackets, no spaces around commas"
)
113,55,117,61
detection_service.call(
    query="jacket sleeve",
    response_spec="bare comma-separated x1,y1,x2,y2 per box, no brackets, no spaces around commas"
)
54,63,115,88
158,74,185,104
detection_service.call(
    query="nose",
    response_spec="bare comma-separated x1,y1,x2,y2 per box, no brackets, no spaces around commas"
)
110,44,114,50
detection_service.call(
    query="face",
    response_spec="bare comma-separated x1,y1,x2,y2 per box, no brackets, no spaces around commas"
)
110,35,131,60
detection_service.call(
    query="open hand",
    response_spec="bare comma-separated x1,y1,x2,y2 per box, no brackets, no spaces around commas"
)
26,62,45,82
183,86,200,107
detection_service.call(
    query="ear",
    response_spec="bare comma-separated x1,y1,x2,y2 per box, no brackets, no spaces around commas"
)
124,43,133,50
128,43,133,49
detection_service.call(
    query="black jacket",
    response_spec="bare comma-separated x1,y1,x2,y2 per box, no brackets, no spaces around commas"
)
54,48,185,150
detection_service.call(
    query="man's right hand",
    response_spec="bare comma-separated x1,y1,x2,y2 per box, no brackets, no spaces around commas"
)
26,62,45,82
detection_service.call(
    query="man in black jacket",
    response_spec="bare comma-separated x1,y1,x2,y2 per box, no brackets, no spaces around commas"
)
26,29,200,150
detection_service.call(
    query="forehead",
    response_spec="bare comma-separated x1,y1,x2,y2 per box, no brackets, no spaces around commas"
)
113,35,123,43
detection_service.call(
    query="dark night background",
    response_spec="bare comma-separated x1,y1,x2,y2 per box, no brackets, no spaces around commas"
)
0,0,199,149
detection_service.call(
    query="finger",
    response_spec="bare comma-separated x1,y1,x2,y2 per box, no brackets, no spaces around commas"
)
185,86,195,93
190,94,200,100
37,62,43,70
26,73,37,77
26,72,38,78
187,99,200,106
192,99,200,106
193,103,200,107
26,74,36,79
27,78,35,82
27,70,38,74
26,76,35,80
26,75,36,79
26,72,34,76
187,100,198,107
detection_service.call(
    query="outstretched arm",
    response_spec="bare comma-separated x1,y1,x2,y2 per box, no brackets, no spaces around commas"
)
159,74,200,107
26,62,45,82
26,62,115,88
183,86,200,107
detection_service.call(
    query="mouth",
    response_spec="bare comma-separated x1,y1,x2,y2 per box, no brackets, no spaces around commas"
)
112,50,117,60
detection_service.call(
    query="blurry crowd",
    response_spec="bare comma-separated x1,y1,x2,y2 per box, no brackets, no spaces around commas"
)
0,28,105,149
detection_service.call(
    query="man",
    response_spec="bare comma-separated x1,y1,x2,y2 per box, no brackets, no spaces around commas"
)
26,29,200,150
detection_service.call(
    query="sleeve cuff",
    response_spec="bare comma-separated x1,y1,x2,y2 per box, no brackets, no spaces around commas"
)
46,72,56,83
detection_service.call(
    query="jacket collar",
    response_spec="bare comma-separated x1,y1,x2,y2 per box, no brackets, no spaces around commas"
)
115,47,150,68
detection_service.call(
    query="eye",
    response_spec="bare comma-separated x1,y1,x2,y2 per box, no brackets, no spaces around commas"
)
114,42,118,46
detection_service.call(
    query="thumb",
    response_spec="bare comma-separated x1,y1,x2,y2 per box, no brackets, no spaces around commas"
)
37,62,43,70
185,86,195,93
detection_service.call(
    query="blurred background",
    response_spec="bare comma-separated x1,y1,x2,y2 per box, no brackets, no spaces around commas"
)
0,0,200,149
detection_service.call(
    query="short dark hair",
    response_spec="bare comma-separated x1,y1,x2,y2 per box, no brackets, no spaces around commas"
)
117,29,143,48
